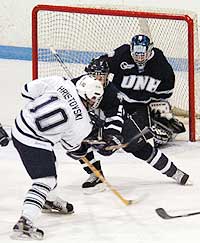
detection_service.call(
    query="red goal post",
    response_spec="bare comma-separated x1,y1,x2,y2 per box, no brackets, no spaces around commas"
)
32,4,200,141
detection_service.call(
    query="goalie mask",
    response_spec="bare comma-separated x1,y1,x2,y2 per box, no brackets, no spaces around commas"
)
76,75,104,109
130,34,153,72
85,58,109,87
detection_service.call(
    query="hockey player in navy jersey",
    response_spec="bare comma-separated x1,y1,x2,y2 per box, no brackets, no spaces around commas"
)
71,55,189,195
71,58,124,193
100,34,185,147
11,75,104,240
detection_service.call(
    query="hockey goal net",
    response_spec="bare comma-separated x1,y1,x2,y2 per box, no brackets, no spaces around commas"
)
32,4,200,141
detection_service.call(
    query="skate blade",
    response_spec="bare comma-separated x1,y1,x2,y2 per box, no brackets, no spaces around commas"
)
185,179,193,186
83,183,106,195
10,230,43,240
42,208,74,215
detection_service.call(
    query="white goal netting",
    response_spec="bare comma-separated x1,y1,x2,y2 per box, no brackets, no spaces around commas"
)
32,4,200,141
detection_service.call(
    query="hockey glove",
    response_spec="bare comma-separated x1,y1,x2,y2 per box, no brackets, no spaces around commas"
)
88,110,105,129
0,125,9,147
66,143,89,160
97,133,124,156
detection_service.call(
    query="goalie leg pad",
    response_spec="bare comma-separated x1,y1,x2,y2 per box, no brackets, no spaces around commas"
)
149,101,172,120
166,117,186,134
151,122,173,147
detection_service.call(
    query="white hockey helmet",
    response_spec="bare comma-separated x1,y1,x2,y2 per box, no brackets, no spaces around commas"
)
76,75,104,109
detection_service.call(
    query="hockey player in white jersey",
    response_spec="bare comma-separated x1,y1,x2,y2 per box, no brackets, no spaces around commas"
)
11,75,104,240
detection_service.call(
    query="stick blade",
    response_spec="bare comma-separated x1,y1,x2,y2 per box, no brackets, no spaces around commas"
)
156,207,200,219
127,193,148,206
155,208,172,219
126,199,136,205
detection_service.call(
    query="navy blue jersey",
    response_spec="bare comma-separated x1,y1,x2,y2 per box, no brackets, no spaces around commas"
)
102,44,175,113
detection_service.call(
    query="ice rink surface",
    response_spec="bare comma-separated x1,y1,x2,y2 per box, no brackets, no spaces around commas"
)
1,0,200,241
0,136,200,243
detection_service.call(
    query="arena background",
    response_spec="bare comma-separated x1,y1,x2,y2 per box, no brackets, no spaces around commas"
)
0,0,200,126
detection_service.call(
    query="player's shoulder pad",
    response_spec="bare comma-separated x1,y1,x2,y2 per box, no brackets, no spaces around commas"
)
153,47,165,57
104,82,119,97
107,44,130,58
115,44,130,53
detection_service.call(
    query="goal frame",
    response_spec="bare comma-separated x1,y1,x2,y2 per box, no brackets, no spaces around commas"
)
32,4,196,141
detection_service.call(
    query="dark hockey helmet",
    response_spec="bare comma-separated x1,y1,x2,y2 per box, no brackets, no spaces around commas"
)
85,58,109,87
130,34,153,70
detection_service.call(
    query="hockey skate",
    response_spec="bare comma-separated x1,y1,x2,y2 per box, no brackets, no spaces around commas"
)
172,169,190,185
42,197,74,214
82,171,106,194
11,216,44,240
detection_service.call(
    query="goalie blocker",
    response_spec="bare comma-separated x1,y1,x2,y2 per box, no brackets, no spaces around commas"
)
149,101,186,147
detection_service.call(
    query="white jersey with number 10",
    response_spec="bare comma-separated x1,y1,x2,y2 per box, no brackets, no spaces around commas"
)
12,76,92,152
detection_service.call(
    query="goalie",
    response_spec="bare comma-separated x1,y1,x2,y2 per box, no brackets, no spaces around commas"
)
97,34,186,147
149,101,186,147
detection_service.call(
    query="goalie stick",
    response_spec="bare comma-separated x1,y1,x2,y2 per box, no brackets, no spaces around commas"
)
49,46,74,79
155,207,200,219
49,46,104,143
105,126,151,151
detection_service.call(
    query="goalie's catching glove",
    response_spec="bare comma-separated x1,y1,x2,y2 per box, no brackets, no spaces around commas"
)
97,133,124,156
0,124,9,147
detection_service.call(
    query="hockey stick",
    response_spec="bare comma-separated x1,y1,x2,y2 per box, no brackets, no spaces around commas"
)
81,156,137,206
83,139,106,145
104,126,151,151
83,127,151,150
155,207,200,219
50,46,105,143
49,46,74,79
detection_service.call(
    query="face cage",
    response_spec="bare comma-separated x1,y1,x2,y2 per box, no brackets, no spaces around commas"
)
131,51,150,66
130,44,153,67
86,95,103,110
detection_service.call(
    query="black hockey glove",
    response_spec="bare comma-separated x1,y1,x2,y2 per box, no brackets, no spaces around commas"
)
97,132,124,156
66,142,89,160
88,110,105,129
0,125,9,147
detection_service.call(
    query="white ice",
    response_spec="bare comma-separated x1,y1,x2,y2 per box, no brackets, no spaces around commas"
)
1,59,200,243
1,136,200,243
